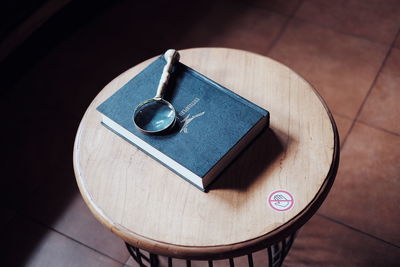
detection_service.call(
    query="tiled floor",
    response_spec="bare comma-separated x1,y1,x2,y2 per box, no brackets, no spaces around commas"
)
2,0,399,266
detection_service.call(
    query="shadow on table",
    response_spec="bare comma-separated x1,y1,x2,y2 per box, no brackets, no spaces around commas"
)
209,127,288,191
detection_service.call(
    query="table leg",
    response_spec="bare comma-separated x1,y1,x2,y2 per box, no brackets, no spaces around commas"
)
267,232,297,267
125,231,297,267
125,243,154,267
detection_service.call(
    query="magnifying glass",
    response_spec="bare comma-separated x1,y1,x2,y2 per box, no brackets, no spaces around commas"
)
133,49,180,134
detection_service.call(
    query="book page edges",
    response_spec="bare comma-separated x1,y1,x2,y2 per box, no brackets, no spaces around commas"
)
101,116,204,190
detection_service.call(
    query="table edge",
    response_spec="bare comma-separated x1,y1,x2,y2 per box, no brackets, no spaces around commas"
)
73,47,340,260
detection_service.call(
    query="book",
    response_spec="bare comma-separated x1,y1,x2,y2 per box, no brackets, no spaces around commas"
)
97,55,270,191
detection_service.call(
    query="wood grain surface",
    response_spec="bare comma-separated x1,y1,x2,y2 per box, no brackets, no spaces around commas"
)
73,48,339,260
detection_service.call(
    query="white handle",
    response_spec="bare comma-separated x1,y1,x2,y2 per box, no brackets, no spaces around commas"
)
155,49,180,99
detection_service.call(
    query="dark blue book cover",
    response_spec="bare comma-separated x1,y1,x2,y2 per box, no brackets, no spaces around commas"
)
97,56,269,190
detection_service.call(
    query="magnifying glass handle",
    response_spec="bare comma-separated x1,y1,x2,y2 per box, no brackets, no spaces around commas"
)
155,49,180,99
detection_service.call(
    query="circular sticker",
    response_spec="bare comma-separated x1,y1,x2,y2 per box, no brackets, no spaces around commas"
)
268,190,294,212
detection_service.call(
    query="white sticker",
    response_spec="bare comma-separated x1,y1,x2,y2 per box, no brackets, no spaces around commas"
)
268,190,294,212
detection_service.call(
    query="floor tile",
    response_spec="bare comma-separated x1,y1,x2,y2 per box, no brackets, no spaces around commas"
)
1,216,123,267
250,249,269,266
283,215,400,267
257,0,302,16
125,254,185,267
125,254,188,267
332,114,353,146
358,48,400,134
125,256,138,267
0,208,16,229
0,116,79,211
23,171,131,264
319,122,400,246
269,18,388,119
295,0,400,44
229,0,302,16
394,33,400,48
177,3,288,56
125,256,142,267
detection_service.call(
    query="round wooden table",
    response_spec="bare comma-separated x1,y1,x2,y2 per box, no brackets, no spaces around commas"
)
73,48,339,266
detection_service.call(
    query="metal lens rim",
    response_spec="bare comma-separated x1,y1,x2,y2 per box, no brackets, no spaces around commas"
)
133,98,176,134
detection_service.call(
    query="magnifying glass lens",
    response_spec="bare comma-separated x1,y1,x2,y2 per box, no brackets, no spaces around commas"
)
134,101,175,132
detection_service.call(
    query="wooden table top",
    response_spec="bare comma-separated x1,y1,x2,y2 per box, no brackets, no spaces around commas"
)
73,48,339,260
